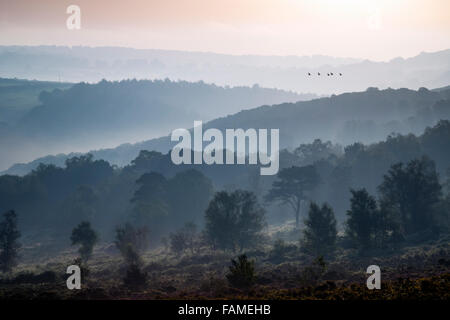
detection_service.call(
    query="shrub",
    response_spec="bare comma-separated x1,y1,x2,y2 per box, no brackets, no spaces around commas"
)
123,263,148,289
115,223,149,289
0,210,21,273
1,270,57,284
169,222,199,255
70,221,98,262
114,223,149,257
268,239,297,264
298,256,327,287
226,254,256,289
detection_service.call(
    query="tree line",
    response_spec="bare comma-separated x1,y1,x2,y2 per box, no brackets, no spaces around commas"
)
0,121,449,275
1,155,448,288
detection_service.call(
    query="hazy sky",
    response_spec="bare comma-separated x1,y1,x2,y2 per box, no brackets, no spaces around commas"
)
1,0,449,61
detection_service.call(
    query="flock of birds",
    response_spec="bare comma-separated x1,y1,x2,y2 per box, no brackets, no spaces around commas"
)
307,72,343,76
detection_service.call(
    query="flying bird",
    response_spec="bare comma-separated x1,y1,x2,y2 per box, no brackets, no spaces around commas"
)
308,72,311,76
318,72,321,76
339,73,343,76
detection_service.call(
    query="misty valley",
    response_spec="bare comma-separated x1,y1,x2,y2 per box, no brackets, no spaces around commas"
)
0,75,449,300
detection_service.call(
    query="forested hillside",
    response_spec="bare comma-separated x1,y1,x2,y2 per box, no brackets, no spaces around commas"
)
0,78,71,125
1,120,448,245
0,79,309,171
5,86,449,176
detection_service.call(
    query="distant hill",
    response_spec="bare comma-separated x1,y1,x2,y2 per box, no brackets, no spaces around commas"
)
0,78,71,124
1,46,449,95
433,85,450,92
4,86,449,176
0,78,312,171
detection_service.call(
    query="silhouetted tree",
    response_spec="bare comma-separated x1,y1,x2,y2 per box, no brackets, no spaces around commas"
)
131,169,213,239
205,190,265,252
346,189,378,250
0,210,21,273
70,221,98,262
64,154,114,187
294,139,340,164
375,200,404,247
346,188,401,252
378,157,442,234
302,202,337,257
265,165,319,228
131,172,169,230
444,167,450,195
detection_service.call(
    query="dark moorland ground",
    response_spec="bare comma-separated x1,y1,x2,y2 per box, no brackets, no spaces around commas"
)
1,227,449,300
